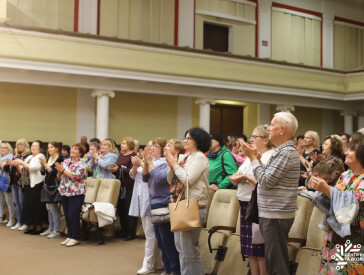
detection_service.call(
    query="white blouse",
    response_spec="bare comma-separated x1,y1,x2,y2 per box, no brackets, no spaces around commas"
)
24,154,46,188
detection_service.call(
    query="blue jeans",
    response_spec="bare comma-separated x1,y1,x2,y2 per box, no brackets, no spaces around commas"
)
61,195,84,240
12,185,24,224
46,203,60,232
154,223,180,274
174,209,206,275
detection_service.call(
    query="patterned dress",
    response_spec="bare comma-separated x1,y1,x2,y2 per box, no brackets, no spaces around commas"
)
319,170,364,275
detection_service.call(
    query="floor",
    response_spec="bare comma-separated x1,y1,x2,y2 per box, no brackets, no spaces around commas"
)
0,225,162,275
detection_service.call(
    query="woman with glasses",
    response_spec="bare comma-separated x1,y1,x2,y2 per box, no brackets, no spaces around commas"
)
166,127,211,275
229,125,274,275
0,142,15,227
3,139,30,230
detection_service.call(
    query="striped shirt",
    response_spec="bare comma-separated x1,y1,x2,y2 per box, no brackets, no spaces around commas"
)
251,140,300,219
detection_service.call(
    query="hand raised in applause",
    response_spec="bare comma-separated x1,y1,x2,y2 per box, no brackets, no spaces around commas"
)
107,164,118,173
240,141,258,161
165,150,178,169
131,156,142,167
55,162,64,173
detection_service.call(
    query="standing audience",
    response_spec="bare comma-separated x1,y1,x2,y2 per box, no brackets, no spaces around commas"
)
39,142,63,238
89,139,117,179
0,142,15,226
242,112,300,275
15,140,46,235
166,127,211,275
143,138,181,275
3,139,30,229
56,143,87,247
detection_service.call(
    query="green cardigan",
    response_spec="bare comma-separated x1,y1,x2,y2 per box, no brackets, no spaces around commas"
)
208,147,238,189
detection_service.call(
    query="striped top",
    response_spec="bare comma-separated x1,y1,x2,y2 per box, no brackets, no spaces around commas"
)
252,140,300,219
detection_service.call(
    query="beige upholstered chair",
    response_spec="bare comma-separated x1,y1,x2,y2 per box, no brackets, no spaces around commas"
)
217,211,250,275
287,196,314,262
295,207,325,275
198,189,240,275
82,178,120,244
203,189,216,227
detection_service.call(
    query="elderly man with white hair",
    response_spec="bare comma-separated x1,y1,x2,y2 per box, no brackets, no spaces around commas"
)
242,112,300,275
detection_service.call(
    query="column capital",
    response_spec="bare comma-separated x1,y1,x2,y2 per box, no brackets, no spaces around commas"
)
91,90,115,98
195,98,215,105
258,0,272,10
276,105,295,113
340,111,357,117
323,13,335,23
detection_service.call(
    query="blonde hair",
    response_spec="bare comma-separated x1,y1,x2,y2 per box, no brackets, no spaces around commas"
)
15,138,30,156
121,137,136,151
167,139,185,154
1,142,13,154
305,130,320,147
100,139,116,153
253,125,274,149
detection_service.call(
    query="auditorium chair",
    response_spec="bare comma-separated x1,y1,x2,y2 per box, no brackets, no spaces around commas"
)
202,189,216,227
216,211,250,275
82,178,120,245
295,207,325,275
287,196,314,262
198,189,240,275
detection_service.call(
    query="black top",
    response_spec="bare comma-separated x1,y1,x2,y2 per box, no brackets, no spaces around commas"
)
4,153,30,186
43,155,63,187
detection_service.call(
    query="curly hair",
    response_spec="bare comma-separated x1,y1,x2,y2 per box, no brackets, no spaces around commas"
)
185,127,211,153
324,135,343,158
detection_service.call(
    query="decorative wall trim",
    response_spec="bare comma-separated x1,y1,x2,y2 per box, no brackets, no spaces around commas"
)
195,9,256,25
272,7,321,21
228,0,257,7
334,21,364,31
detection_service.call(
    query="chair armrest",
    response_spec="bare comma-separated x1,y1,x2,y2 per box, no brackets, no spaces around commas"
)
287,237,306,245
208,226,236,253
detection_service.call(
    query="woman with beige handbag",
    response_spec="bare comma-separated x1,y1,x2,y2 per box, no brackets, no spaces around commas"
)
166,127,211,275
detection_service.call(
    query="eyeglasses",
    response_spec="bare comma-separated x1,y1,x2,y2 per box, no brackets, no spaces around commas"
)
251,135,266,140
183,136,193,141
0,147,8,149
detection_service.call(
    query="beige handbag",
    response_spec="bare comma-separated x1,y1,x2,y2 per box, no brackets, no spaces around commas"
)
169,176,200,232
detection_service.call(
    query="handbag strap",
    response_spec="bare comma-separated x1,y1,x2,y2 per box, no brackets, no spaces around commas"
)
174,175,190,209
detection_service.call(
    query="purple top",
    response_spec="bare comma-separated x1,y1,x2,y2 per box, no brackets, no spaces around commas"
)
142,158,170,208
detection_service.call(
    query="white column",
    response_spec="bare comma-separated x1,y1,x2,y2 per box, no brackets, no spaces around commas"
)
77,89,96,142
177,96,192,141
276,105,295,113
178,0,194,47
92,90,115,140
357,115,364,130
195,99,215,132
258,0,272,58
258,103,271,125
341,112,356,134
322,13,335,68
78,0,98,34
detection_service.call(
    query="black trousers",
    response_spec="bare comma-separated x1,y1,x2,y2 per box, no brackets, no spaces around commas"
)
61,195,84,240
22,183,45,227
117,188,137,237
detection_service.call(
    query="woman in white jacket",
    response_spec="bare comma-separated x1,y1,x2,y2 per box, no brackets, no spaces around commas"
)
166,127,211,275
14,140,46,235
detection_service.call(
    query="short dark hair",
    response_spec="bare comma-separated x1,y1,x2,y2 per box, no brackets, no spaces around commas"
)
61,145,70,154
72,143,86,158
348,134,364,168
341,133,351,141
296,135,304,141
90,138,100,144
185,127,211,153
324,135,343,158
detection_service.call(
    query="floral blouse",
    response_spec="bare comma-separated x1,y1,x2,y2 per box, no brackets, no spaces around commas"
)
58,158,87,197
319,170,364,275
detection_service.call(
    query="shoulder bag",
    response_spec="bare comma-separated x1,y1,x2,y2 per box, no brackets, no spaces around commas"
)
169,176,200,232
150,207,170,225
21,158,31,188
41,178,61,203
245,183,259,224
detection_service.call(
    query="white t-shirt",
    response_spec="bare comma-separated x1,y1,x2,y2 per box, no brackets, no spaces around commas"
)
237,149,274,201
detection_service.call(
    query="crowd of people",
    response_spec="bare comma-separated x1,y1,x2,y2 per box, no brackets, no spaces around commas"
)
0,112,363,275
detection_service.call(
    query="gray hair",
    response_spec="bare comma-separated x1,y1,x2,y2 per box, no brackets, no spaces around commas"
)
274,112,298,137
358,128,364,135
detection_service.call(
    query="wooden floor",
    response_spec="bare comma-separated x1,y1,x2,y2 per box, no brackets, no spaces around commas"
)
0,225,161,275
